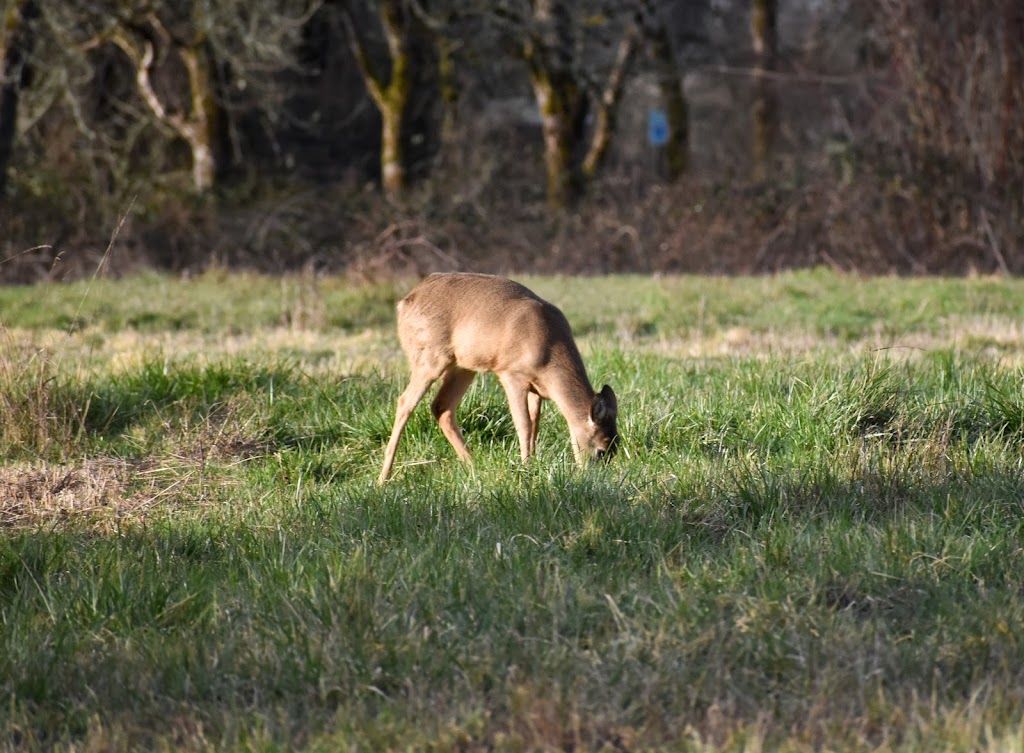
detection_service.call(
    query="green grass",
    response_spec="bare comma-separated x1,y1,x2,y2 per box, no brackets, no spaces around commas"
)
3,270,1024,751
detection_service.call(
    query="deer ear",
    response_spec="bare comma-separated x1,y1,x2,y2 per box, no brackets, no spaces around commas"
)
591,385,618,422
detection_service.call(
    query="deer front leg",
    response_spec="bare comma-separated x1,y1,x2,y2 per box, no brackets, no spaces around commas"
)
499,374,534,463
379,373,437,485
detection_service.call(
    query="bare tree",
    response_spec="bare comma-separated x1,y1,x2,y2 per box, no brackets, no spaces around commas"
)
580,22,637,180
509,0,637,208
61,0,318,193
102,13,220,191
406,0,461,161
340,0,416,196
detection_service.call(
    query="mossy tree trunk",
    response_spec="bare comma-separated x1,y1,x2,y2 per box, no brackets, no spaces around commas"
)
658,69,690,180
0,0,39,196
527,64,580,210
436,34,458,152
525,0,635,210
751,0,778,180
179,44,219,192
524,0,580,209
342,0,412,197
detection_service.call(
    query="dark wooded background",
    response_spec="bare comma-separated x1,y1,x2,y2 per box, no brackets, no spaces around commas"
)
0,0,1020,281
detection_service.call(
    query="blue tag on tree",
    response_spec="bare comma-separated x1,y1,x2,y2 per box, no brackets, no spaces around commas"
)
648,110,669,146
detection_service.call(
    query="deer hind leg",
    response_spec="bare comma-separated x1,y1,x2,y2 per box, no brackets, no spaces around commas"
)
498,374,535,463
527,390,542,456
431,366,476,463
378,368,442,485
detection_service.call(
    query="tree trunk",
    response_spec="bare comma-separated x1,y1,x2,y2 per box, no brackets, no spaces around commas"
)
180,45,218,192
436,34,458,150
111,21,222,193
525,0,584,209
997,0,1023,182
342,0,412,197
582,26,637,180
751,0,778,180
660,76,689,180
380,96,405,195
524,0,638,207
0,0,38,197
641,5,689,180
530,69,578,210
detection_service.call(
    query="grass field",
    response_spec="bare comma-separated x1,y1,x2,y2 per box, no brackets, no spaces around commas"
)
3,269,1024,752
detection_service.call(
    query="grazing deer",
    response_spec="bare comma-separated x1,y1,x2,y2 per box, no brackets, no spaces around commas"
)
378,273,618,484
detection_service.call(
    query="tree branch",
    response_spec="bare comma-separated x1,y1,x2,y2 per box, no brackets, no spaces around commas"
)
339,6,386,109
582,23,637,178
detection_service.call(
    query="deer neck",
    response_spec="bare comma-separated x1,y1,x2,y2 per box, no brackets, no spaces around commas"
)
543,347,596,429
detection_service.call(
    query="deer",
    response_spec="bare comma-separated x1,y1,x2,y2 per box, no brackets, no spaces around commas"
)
378,272,619,484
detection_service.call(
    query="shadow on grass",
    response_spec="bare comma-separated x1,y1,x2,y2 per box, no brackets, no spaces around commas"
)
4,461,1024,751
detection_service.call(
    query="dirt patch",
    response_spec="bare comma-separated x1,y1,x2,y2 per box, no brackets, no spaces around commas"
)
0,459,155,530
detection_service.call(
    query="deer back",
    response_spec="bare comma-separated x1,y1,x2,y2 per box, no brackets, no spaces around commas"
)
397,273,587,384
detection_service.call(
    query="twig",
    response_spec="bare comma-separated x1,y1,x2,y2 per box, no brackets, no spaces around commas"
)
68,196,136,335
0,244,53,266
979,208,1010,276
700,63,889,88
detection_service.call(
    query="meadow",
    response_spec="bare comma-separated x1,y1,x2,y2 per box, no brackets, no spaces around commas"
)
2,269,1024,752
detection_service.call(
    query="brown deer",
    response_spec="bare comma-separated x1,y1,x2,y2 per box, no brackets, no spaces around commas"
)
378,273,618,484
